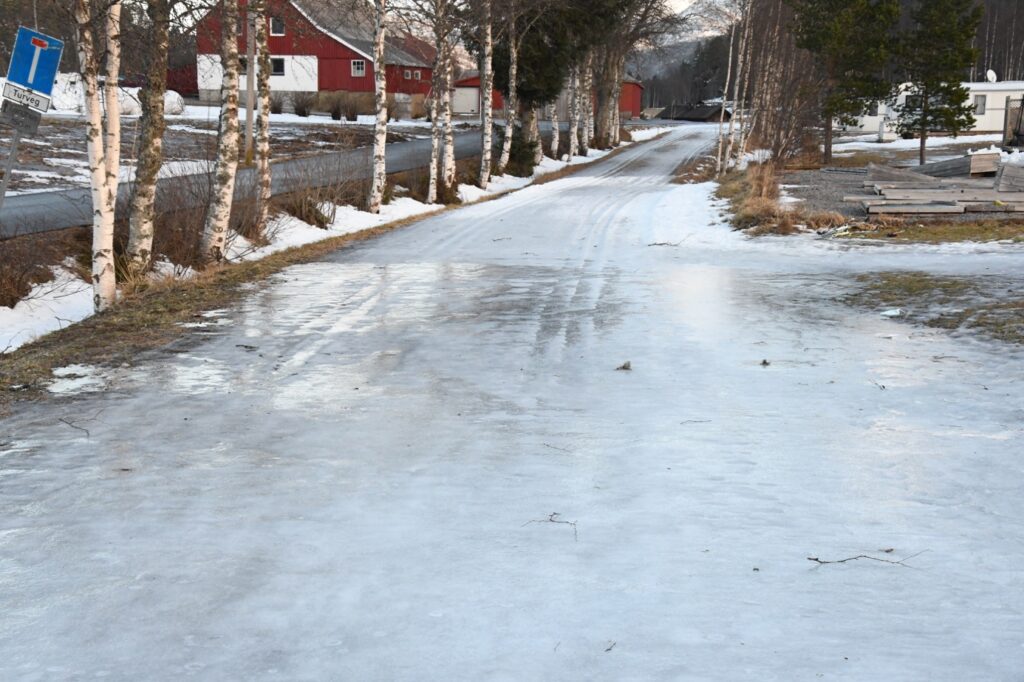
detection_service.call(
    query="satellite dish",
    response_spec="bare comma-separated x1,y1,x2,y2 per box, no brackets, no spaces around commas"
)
987,69,998,83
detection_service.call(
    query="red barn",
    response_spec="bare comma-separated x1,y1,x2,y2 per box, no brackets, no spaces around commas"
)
195,0,434,103
619,79,644,120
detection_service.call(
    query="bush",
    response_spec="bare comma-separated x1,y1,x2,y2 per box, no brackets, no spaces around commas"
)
325,93,344,121
269,92,285,115
291,91,316,117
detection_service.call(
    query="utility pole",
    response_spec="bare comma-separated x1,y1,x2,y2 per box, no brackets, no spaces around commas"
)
244,9,257,165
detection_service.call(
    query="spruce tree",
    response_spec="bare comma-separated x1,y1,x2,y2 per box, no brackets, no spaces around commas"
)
789,0,901,164
895,0,983,165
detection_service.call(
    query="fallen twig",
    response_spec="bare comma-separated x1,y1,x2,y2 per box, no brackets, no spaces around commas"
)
59,418,90,438
523,512,578,542
542,443,572,453
647,241,682,247
807,550,927,568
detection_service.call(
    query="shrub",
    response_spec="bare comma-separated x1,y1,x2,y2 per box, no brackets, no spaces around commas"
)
291,91,316,117
269,92,285,115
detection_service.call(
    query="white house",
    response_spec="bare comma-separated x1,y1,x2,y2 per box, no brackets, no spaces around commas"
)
845,81,1024,138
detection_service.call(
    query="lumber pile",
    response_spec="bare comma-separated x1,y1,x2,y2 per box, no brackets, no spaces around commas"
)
848,159,1024,216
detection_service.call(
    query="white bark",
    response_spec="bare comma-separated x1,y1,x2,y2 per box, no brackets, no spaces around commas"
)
478,0,494,187
127,0,168,272
367,0,389,214
548,102,559,159
715,19,737,175
201,0,242,262
441,47,456,192
254,0,273,229
568,65,580,159
497,31,519,175
75,0,118,311
581,53,594,156
428,88,440,204
103,1,121,190
530,107,542,165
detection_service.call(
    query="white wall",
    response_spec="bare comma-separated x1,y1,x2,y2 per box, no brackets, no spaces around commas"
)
198,55,319,99
844,82,1024,136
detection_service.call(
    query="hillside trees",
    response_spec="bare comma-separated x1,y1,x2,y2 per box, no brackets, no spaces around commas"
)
895,0,983,165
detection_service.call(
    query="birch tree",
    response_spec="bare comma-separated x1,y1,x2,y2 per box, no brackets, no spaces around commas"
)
201,0,242,261
253,0,273,229
567,64,580,158
127,0,171,273
73,0,122,311
476,0,495,187
548,102,559,158
367,0,390,214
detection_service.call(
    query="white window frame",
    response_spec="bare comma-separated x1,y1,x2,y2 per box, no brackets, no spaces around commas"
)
352,60,367,78
270,58,286,77
413,70,422,81
404,69,412,80
975,94,987,116
270,17,285,36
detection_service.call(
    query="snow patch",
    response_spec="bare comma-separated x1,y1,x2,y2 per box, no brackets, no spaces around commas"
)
48,364,106,395
1,269,93,355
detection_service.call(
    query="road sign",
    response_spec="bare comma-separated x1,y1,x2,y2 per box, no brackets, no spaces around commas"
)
2,81,50,113
5,27,64,101
0,99,41,136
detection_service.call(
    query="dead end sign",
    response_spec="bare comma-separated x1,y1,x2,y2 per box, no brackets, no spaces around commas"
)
5,26,64,112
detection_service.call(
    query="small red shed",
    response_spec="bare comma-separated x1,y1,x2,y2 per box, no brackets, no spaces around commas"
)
619,79,644,120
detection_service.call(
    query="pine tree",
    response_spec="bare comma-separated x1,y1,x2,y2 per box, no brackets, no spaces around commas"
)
789,0,900,164
895,0,983,165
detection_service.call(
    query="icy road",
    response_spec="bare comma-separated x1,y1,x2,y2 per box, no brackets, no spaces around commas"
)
2,126,1024,680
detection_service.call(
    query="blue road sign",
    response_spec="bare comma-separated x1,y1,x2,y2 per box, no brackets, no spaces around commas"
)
5,27,64,97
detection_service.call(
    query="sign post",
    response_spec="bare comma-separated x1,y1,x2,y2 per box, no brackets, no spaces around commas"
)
0,26,63,214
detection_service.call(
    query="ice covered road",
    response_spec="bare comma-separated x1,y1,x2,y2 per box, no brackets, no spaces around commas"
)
3,126,1024,680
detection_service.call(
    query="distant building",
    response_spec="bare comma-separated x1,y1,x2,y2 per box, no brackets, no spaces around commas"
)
194,0,434,103
450,76,644,122
847,81,1024,137
668,103,732,123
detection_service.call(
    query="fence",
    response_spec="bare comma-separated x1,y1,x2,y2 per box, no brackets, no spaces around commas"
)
1005,97,1023,147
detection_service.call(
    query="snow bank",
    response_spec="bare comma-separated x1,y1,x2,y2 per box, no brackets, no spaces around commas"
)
629,126,674,142
834,133,1004,152
0,268,93,354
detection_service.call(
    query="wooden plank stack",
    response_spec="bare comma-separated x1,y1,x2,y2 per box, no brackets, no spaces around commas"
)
849,159,1024,216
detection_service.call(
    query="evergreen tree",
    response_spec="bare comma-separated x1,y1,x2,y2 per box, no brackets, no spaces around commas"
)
895,0,983,165
789,0,901,163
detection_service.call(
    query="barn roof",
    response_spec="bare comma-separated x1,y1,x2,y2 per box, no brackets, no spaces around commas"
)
291,0,431,68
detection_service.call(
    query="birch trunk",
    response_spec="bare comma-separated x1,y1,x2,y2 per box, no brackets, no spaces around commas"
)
367,0,389,214
428,88,440,203
528,108,542,165
715,20,737,175
103,1,122,189
497,31,519,175
75,0,117,311
725,9,753,170
441,48,456,192
568,65,580,159
548,102,559,159
127,0,169,272
478,0,494,187
254,0,273,230
582,53,594,154
201,0,242,262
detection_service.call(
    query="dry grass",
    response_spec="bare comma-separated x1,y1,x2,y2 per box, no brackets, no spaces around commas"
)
839,219,1024,244
673,155,718,184
717,163,850,235
845,271,1024,345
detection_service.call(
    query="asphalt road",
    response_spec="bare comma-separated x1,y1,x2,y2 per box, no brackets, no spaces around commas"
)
0,130,482,239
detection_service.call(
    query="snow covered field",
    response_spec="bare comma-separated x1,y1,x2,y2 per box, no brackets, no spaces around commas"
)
2,125,1024,680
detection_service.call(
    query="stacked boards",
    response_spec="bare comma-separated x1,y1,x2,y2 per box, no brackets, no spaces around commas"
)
847,156,1023,215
